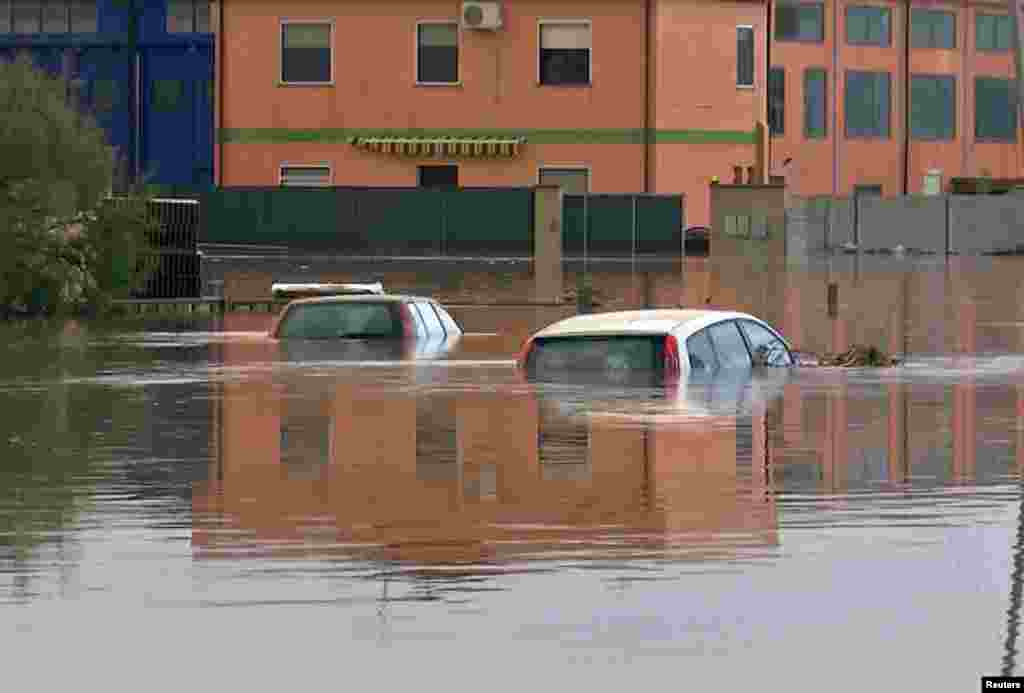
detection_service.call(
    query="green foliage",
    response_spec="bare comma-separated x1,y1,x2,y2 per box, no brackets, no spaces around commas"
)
0,55,158,316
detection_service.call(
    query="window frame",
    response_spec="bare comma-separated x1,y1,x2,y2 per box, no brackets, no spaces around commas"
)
844,69,891,139
415,19,461,87
278,163,333,187
845,5,891,47
736,24,755,89
803,67,828,139
279,18,335,87
976,12,1013,52
537,18,593,87
537,166,591,194
974,76,1018,143
910,8,956,50
773,1,825,43
909,73,956,141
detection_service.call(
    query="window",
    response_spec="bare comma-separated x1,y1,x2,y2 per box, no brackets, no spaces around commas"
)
708,321,752,370
538,167,589,194
69,0,94,32
975,77,1017,142
12,0,40,33
911,9,955,49
5,0,96,33
737,26,754,87
279,165,331,187
910,75,955,140
768,67,785,135
417,22,458,84
526,336,666,384
686,329,719,374
539,21,591,86
804,68,828,138
846,6,890,46
854,184,883,197
430,304,462,336
276,302,402,339
845,70,890,138
151,80,184,112
413,302,445,338
977,13,1014,52
281,22,332,84
418,165,458,188
167,0,211,33
774,2,824,42
738,320,793,367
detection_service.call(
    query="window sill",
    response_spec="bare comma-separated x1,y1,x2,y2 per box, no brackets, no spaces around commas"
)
537,82,593,88
975,137,1018,144
277,81,335,87
774,37,825,44
844,135,892,140
846,41,892,48
736,83,755,90
415,81,462,88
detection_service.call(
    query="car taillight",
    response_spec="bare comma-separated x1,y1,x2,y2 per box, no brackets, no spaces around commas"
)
399,305,415,338
515,336,535,370
663,334,681,384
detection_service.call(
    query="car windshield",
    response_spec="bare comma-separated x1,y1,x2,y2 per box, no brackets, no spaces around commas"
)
527,336,665,384
276,302,401,339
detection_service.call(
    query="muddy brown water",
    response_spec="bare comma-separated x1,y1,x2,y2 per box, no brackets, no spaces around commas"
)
3,254,1024,690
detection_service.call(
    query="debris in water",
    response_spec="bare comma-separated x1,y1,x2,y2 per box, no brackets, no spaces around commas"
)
817,344,900,367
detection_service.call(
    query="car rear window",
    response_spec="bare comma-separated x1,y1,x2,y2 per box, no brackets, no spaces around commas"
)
526,336,665,381
276,302,401,339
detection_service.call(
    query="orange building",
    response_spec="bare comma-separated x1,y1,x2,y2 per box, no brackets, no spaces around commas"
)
768,0,1023,197
213,0,770,227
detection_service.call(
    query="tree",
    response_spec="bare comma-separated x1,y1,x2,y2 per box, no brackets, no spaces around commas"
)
0,54,156,315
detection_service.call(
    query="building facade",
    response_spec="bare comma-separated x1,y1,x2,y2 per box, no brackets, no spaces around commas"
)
0,0,214,188
216,0,770,227
768,0,1022,197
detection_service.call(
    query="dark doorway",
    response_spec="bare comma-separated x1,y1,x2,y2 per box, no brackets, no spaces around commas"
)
418,165,458,188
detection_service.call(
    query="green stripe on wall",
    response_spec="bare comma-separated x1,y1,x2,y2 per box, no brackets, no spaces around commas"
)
221,127,757,145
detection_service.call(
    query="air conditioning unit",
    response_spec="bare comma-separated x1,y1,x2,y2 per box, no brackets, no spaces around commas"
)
462,1,503,30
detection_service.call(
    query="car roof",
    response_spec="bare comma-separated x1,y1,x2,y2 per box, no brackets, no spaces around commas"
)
283,294,439,307
533,309,766,338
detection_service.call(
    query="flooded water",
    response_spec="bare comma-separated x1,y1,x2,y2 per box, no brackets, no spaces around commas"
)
4,254,1024,691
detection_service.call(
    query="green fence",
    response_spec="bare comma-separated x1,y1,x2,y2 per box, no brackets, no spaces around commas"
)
201,187,535,256
563,194,683,256
198,187,684,257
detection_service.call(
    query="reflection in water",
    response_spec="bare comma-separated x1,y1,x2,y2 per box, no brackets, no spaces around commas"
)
3,256,1024,686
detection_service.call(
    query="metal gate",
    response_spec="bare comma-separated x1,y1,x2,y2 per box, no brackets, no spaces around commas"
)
132,198,202,299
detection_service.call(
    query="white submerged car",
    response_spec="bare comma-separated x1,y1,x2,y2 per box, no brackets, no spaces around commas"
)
516,309,795,385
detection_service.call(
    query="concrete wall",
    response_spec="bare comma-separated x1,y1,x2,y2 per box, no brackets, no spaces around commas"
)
857,196,947,253
948,195,1024,255
781,194,1024,256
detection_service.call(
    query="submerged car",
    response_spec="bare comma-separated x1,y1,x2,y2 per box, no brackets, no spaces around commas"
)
271,281,385,300
270,294,463,342
516,309,794,384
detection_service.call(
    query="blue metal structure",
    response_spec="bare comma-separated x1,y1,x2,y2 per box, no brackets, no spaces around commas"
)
0,0,214,187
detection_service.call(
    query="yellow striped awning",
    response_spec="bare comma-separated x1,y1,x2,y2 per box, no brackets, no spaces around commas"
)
349,135,527,159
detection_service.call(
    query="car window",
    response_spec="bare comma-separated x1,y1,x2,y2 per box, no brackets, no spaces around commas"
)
431,304,462,336
686,328,719,374
405,304,427,337
413,302,445,337
276,302,401,339
738,319,792,367
527,336,664,384
708,321,752,370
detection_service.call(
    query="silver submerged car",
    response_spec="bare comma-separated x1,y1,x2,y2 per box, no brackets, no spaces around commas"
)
516,309,795,384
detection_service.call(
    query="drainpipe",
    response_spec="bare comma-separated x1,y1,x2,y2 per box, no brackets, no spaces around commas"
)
831,0,839,196
766,0,772,182
902,0,911,195
642,0,652,193
217,0,225,187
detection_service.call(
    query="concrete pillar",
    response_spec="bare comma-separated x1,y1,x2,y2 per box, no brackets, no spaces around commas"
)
533,185,564,304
